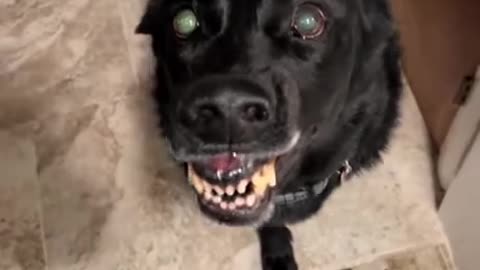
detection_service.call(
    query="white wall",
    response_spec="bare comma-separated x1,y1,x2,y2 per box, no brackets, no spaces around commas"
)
440,131,480,270
439,67,480,270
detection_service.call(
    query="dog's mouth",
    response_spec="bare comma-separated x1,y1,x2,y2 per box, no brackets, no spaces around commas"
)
187,153,278,225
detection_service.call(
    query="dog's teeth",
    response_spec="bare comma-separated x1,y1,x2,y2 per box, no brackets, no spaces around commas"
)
252,160,276,195
188,165,204,194
204,191,212,201
246,194,256,207
203,181,212,192
228,203,236,210
235,197,245,207
212,196,222,204
193,180,204,194
268,170,277,187
213,186,224,196
226,185,235,196
237,180,249,194
220,202,228,210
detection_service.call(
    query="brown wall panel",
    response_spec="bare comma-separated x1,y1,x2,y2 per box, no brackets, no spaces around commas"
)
391,0,480,150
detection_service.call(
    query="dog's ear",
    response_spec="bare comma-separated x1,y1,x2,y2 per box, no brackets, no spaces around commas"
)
135,1,162,35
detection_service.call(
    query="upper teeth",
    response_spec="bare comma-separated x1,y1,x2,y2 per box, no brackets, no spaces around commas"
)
213,186,224,195
251,161,276,195
226,185,236,196
237,180,249,194
187,160,277,210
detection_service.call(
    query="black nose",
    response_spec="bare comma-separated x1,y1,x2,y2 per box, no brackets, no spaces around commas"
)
179,78,274,145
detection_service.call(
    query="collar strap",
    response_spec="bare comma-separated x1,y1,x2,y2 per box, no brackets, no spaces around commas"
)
274,160,352,206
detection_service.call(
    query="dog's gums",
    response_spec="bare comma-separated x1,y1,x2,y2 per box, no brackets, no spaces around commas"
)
188,159,276,213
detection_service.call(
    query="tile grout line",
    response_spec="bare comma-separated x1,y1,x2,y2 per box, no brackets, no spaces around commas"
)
37,191,50,270
33,145,50,270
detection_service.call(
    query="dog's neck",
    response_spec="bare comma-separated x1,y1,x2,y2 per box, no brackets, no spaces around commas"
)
275,160,352,206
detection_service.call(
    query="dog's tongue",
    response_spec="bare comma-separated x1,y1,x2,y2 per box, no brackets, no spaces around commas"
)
207,153,242,173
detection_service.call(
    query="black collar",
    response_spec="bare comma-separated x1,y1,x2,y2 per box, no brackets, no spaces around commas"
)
274,161,352,206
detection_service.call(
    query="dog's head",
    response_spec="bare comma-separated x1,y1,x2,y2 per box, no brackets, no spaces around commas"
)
137,0,397,225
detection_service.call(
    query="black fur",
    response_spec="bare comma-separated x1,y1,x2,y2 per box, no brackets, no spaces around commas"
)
137,0,402,268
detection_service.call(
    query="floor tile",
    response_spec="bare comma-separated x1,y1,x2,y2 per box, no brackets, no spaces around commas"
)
0,131,45,270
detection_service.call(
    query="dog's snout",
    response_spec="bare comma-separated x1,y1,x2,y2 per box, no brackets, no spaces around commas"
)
180,79,275,144
191,95,271,125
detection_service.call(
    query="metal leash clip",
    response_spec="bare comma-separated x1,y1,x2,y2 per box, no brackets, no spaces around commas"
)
338,160,352,184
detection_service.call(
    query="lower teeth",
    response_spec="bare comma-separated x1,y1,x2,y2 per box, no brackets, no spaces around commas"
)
235,197,245,206
246,194,256,207
188,160,276,210
210,193,256,208
220,202,228,210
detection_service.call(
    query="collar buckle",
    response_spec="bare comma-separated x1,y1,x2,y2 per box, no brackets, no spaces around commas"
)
338,160,352,184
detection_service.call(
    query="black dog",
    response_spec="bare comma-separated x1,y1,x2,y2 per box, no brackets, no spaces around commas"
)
136,0,402,269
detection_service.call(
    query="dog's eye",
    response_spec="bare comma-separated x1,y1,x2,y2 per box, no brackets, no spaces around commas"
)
291,4,327,39
173,9,199,38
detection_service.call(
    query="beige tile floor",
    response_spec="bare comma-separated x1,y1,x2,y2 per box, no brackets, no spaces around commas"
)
0,132,45,270
0,0,456,269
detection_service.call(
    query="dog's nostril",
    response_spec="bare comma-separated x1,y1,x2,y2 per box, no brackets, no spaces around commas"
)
196,105,221,123
241,103,270,123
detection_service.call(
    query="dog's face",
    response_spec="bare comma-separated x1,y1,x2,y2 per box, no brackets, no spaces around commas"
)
137,0,393,225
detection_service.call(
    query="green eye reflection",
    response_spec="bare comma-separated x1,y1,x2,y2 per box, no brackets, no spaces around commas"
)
173,9,198,38
292,5,326,39
296,12,318,33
